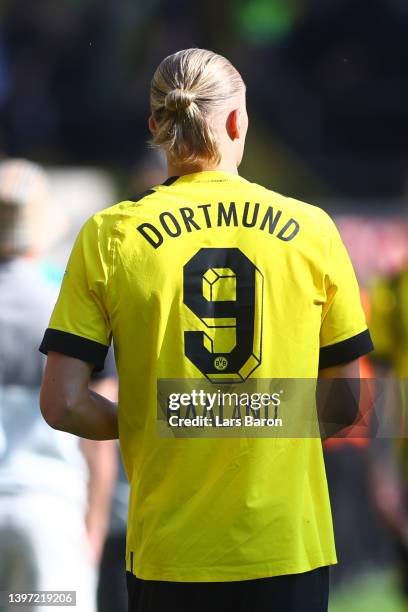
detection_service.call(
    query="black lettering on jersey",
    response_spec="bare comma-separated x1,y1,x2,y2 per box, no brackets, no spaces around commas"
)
242,202,260,227
159,212,182,237
179,207,201,232
185,402,197,418
197,204,212,228
232,403,242,419
136,202,301,248
259,207,282,234
277,218,300,242
217,202,238,227
137,223,163,249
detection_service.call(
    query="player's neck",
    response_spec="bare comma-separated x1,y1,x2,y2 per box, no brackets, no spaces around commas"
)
166,158,239,178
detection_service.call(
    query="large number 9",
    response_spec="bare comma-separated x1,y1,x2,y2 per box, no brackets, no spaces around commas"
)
183,248,264,383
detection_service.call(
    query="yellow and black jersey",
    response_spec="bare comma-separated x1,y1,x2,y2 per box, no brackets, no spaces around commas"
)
40,170,373,581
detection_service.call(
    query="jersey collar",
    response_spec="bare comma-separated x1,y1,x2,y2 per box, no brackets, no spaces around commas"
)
162,170,246,185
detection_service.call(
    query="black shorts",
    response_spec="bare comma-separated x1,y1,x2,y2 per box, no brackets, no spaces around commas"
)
126,566,329,612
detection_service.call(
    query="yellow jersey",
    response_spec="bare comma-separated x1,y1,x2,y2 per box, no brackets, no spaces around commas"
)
40,170,373,581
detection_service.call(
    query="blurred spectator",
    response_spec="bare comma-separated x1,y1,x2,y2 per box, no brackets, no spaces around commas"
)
0,159,117,612
370,255,408,601
370,268,408,378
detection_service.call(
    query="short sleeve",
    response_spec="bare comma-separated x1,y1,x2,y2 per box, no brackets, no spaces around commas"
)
39,216,112,371
319,217,374,369
91,346,117,381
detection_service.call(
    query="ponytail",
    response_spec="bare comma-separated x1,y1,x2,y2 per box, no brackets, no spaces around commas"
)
150,48,244,164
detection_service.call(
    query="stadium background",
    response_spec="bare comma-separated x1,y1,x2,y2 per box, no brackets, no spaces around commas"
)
0,1,408,610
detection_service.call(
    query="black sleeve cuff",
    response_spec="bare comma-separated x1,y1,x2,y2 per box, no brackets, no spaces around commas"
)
91,346,116,380
39,328,109,372
319,329,374,370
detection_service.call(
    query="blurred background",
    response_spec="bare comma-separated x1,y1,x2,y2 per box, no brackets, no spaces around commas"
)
0,1,407,611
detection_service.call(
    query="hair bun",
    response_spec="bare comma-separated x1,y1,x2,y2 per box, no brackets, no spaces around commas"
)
165,88,195,112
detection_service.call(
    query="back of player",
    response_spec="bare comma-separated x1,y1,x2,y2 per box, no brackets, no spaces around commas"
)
39,49,373,612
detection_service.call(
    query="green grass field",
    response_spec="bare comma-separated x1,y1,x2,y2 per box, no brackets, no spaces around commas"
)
330,571,407,612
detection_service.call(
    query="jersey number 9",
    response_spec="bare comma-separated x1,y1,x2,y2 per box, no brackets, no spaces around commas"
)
183,248,264,383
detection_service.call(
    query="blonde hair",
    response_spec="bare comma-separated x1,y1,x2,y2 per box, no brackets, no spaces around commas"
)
150,48,245,165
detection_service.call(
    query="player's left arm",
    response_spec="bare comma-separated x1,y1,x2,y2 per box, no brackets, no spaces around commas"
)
317,214,374,439
317,359,360,439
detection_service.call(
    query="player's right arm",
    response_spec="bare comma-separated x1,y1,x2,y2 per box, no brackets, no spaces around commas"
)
40,351,118,439
39,215,118,440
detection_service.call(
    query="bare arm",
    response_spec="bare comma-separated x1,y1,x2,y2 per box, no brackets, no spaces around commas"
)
80,437,117,564
80,375,119,564
317,359,360,439
40,352,118,440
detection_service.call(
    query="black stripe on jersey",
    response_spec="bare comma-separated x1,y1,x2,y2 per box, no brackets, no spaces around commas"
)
319,329,374,370
131,177,179,203
132,189,155,203
39,329,109,372
162,175,179,186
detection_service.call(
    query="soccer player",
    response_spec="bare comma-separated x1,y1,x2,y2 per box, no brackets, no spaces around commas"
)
39,49,374,612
